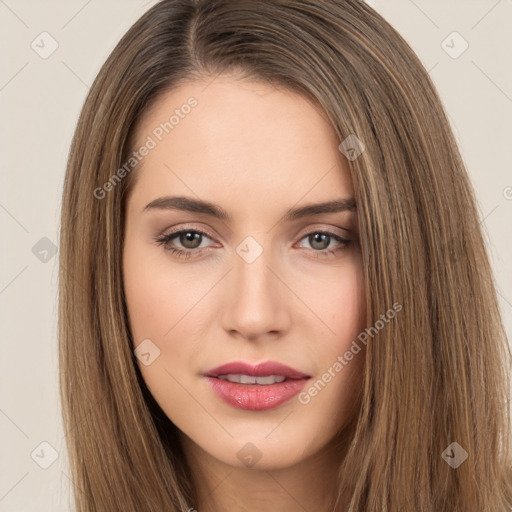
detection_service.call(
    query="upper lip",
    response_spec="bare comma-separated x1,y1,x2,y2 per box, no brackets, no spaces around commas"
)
204,361,310,379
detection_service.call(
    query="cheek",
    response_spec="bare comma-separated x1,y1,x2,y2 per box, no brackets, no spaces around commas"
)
302,256,366,350
294,274,366,430
123,238,204,344
123,259,166,345
330,270,366,342
297,260,366,412
122,240,204,418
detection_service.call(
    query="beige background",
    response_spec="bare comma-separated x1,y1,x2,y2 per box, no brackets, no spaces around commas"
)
0,0,511,510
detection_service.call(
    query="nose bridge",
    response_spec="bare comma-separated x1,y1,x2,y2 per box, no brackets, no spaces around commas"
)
234,234,277,307
222,234,289,338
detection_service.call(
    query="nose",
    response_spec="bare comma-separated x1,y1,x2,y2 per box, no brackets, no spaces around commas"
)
220,241,291,342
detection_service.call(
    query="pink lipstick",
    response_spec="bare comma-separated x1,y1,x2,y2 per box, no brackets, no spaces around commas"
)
203,361,310,411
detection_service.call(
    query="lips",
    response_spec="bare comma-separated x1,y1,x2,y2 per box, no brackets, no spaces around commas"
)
203,360,311,411
204,360,310,380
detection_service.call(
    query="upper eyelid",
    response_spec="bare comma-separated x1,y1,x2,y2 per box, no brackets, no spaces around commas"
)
159,224,351,244
161,225,217,242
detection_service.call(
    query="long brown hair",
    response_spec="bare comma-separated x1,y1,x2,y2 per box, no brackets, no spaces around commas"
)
58,0,512,509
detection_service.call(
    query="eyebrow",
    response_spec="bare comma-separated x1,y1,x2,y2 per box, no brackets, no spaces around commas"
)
143,195,356,223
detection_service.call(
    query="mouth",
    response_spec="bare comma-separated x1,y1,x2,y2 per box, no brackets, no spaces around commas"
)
204,360,310,380
214,374,298,384
203,361,311,411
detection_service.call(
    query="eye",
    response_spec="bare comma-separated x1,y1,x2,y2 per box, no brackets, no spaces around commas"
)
154,228,216,259
295,230,351,258
154,227,351,259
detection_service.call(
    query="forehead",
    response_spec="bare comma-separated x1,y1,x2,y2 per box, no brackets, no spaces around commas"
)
129,76,354,211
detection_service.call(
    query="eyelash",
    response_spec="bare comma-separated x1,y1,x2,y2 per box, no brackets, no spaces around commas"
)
154,227,351,260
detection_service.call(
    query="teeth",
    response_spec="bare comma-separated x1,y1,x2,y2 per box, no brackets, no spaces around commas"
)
217,374,287,385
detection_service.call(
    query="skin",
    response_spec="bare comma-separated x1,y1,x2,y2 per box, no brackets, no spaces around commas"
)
123,74,366,512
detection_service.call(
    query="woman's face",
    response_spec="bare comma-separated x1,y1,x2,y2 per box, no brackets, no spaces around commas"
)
123,75,366,470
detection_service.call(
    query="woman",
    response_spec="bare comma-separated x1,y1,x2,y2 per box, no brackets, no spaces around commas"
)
58,0,512,510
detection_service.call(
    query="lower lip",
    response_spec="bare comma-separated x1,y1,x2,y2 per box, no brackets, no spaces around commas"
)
204,376,309,411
